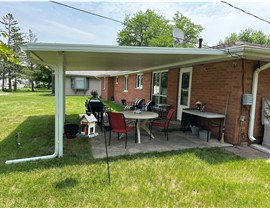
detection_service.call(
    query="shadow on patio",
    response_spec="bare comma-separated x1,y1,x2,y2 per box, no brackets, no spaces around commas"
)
90,123,233,159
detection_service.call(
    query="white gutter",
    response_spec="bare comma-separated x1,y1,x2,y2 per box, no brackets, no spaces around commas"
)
248,62,270,142
5,66,62,164
23,43,225,55
5,145,59,164
5,52,65,164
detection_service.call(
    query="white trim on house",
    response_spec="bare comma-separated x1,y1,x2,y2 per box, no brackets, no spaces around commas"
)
124,75,128,92
178,67,193,120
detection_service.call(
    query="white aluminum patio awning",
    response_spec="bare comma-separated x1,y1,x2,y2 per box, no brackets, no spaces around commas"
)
22,43,230,71
6,43,270,164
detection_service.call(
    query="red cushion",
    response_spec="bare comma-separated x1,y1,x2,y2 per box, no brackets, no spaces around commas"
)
151,122,165,128
112,126,134,133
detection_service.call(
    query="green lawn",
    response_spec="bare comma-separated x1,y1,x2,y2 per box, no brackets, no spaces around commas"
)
1,89,270,207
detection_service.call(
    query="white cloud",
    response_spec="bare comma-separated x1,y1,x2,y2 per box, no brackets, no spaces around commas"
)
38,20,96,43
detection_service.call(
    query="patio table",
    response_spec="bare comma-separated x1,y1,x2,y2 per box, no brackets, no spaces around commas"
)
182,109,225,142
121,111,159,144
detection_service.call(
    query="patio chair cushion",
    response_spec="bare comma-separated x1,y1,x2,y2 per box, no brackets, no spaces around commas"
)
145,100,154,111
124,98,145,110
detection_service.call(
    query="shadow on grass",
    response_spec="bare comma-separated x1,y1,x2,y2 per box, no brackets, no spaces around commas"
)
0,114,92,172
105,147,245,165
0,115,56,164
54,177,79,189
0,114,244,175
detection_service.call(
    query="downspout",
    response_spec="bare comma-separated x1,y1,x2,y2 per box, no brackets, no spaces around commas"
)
248,62,270,142
5,52,65,164
5,65,62,164
5,142,59,164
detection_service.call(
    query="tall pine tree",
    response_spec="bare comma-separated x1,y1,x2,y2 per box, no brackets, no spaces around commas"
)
24,29,38,92
0,13,25,91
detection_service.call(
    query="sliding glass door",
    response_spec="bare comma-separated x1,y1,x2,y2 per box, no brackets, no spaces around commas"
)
152,71,168,104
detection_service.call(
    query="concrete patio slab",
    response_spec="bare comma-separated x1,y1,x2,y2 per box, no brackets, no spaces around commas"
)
90,126,233,159
222,145,270,160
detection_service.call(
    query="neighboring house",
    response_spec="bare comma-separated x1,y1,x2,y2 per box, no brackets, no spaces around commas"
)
0,77,29,90
100,42,270,147
65,71,102,96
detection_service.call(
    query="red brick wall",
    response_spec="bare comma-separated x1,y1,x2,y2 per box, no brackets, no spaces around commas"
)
167,68,179,109
112,70,179,107
254,64,270,142
101,77,114,100
113,72,152,104
102,60,270,145
191,61,242,144
190,60,270,144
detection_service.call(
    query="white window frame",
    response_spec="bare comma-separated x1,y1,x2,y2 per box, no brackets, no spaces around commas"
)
71,77,89,90
136,73,143,89
116,76,118,84
151,70,168,104
124,75,128,92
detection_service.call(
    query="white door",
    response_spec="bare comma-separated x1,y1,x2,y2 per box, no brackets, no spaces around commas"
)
177,67,192,120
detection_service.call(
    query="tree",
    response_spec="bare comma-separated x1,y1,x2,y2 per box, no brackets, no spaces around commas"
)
33,64,52,88
0,13,25,92
117,9,204,48
24,29,38,92
0,31,20,64
219,28,270,45
117,9,170,47
173,11,204,48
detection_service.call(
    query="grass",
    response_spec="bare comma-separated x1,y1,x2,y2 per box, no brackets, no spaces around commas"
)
1,89,270,207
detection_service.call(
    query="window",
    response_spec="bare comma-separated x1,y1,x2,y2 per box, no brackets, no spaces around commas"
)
151,71,168,104
71,77,89,90
136,73,143,89
180,72,190,106
124,75,128,92
116,76,118,84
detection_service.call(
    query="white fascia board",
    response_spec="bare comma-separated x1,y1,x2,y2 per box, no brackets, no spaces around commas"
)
21,43,225,55
109,55,233,76
226,45,270,61
22,43,270,58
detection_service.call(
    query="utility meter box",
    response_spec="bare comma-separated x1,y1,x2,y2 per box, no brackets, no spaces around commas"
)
242,94,253,105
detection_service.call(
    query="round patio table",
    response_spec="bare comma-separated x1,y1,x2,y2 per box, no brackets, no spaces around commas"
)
121,111,159,144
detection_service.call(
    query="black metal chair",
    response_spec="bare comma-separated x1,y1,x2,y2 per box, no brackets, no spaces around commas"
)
85,99,105,131
180,109,197,132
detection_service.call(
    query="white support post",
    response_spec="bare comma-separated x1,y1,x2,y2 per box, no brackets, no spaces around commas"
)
55,52,65,157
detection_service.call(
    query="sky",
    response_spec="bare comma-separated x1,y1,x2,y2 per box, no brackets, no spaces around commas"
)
1,0,270,47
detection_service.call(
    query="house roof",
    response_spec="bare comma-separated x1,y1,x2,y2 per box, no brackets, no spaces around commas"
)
212,41,270,49
80,114,97,122
65,70,107,77
22,43,270,75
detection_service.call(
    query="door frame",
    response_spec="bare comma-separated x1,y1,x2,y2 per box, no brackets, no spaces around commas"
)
177,67,193,120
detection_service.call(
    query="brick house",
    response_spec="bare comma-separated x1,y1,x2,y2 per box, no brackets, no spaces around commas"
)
100,42,270,146
16,42,270,163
